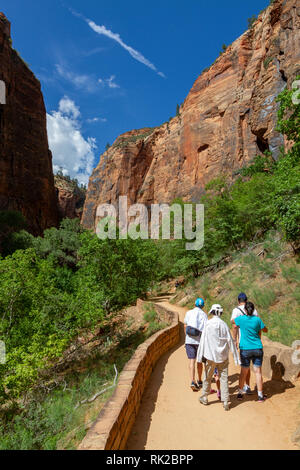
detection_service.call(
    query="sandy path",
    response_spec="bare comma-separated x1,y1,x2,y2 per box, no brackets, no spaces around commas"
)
127,300,300,450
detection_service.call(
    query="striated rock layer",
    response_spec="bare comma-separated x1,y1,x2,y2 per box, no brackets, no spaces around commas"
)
0,13,58,235
82,0,300,230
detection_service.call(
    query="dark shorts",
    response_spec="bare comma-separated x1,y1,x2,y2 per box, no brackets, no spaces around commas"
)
240,349,264,368
185,344,199,359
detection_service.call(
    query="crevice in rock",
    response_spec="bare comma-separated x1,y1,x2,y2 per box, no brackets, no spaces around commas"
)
256,131,270,154
198,144,209,153
280,68,288,82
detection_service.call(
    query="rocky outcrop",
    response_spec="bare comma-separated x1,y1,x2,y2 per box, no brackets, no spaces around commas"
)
55,174,86,221
0,13,58,235
82,0,300,230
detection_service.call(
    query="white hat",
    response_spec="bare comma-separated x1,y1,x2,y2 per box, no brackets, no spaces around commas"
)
209,304,223,316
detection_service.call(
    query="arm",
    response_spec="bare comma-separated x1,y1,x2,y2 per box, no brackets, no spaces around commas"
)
231,319,239,348
228,327,240,366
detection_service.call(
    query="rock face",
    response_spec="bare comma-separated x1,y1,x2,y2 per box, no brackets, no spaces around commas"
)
0,13,58,235
82,0,300,230
55,174,86,221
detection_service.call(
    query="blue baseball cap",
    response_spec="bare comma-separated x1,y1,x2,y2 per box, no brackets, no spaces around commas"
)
195,298,205,308
238,292,247,302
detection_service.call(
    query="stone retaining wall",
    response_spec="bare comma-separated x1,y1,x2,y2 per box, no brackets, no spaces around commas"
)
78,304,180,450
262,336,300,383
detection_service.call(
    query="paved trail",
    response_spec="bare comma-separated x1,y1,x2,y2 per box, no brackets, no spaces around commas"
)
127,300,300,450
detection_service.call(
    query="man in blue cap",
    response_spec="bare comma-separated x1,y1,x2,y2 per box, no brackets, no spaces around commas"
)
231,292,258,394
184,298,207,391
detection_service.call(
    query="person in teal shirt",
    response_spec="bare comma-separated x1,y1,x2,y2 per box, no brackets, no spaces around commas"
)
233,301,268,403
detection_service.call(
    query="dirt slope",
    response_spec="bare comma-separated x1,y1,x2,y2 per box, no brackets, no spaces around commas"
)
127,300,300,450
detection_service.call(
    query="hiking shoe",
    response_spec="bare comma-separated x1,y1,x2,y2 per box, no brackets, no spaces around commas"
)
257,394,267,403
191,381,199,392
223,402,230,411
199,396,208,406
237,393,244,401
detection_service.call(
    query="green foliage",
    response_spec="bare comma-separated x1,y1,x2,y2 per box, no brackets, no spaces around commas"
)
0,211,30,256
247,15,257,29
264,57,273,70
0,221,161,402
176,104,180,116
240,152,276,176
273,77,300,246
143,304,157,324
32,218,84,269
55,171,87,193
113,129,155,149
143,304,168,337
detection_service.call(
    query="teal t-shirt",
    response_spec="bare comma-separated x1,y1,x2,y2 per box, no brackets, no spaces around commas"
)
234,315,265,350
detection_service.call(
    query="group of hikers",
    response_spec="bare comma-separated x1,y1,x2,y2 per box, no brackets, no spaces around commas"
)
184,293,268,411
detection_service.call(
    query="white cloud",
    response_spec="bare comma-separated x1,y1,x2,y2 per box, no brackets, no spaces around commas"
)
106,75,120,89
56,64,100,93
47,97,96,186
59,96,80,119
69,9,165,78
87,117,107,123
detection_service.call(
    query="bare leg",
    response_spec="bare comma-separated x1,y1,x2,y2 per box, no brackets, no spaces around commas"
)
215,375,221,392
239,367,249,390
189,359,196,382
253,366,263,393
246,368,251,387
197,362,203,382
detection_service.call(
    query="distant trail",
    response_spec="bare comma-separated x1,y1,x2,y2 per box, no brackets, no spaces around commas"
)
127,300,300,450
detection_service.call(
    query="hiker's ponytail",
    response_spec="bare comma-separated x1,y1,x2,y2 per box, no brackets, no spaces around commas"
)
245,301,255,316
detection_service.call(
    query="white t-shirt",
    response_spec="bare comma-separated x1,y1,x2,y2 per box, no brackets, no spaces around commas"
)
231,305,259,321
231,304,259,344
184,307,208,345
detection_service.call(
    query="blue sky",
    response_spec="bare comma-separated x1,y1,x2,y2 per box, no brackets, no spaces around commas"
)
2,0,270,185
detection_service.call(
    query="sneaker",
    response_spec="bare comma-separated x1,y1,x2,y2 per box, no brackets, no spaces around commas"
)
244,386,253,395
199,396,208,406
237,393,244,401
197,380,203,388
223,402,230,411
257,394,267,403
210,389,217,394
191,381,199,392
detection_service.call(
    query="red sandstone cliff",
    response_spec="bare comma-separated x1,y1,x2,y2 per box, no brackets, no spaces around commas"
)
82,0,300,230
55,174,86,221
0,13,58,235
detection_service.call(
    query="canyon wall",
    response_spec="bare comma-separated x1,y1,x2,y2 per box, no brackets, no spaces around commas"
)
0,13,58,235
55,174,86,221
82,0,300,230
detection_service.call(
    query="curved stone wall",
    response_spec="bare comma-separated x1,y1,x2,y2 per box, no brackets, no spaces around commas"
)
78,304,180,450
